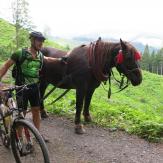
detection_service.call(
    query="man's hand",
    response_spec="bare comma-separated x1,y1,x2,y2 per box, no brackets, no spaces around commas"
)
0,59,15,80
60,56,68,64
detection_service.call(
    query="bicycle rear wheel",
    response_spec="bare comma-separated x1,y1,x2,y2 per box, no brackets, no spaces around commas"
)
10,119,50,163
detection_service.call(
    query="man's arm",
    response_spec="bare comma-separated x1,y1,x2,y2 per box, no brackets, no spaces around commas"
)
43,56,67,64
43,56,59,62
0,59,15,81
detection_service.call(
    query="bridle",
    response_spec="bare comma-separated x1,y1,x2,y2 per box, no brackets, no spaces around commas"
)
106,48,141,98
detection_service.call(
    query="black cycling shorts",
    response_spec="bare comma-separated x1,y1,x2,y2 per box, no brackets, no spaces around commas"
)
16,83,41,110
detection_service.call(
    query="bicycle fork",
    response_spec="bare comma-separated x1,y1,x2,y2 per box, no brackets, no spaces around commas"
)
15,126,33,156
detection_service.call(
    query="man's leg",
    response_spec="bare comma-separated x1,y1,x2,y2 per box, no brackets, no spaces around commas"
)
31,106,41,130
16,88,28,137
31,106,49,142
29,84,49,142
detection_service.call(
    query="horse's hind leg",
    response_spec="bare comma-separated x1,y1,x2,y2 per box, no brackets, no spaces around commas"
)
39,81,49,118
83,88,95,122
75,88,85,134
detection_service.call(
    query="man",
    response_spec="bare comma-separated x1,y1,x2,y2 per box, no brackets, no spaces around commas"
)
0,31,61,142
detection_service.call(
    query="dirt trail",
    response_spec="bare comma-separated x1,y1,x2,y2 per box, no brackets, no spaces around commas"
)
0,115,163,163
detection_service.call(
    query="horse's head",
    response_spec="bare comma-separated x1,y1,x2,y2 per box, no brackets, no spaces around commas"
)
115,39,142,86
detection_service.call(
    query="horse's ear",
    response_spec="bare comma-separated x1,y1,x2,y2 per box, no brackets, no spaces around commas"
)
120,38,127,50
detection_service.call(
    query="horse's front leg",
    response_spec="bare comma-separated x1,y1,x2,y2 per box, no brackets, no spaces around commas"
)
75,88,85,134
83,88,95,123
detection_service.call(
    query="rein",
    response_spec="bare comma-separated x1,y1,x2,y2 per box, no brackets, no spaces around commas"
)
106,66,140,98
42,75,72,102
42,66,90,103
126,68,140,74
106,70,129,99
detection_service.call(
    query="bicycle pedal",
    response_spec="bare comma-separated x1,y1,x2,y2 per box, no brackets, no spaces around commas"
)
20,143,34,156
3,137,10,148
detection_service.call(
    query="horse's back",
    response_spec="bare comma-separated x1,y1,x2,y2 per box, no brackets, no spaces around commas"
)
41,45,91,88
41,47,67,58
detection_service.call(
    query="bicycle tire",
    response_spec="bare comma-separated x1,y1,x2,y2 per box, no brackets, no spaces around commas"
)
0,109,11,148
10,119,50,163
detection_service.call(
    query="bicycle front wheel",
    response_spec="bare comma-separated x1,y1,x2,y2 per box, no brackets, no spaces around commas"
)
10,119,50,163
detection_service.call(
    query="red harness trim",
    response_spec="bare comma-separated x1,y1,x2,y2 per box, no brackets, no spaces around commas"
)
116,50,124,64
134,52,141,60
116,50,141,64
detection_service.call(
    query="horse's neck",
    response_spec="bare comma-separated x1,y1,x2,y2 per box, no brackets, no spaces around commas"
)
109,42,121,55
105,42,121,68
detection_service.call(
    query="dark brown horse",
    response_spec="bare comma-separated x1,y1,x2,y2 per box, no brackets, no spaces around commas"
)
40,39,142,134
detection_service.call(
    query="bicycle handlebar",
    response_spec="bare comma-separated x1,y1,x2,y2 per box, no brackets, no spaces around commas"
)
0,85,28,92
0,84,31,119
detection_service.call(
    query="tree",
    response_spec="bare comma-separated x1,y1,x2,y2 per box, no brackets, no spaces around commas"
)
155,48,163,75
140,44,163,75
12,0,34,49
141,45,150,71
150,50,156,73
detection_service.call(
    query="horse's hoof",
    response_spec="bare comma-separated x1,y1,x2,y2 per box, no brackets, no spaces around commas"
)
75,124,86,134
40,109,49,119
84,115,92,123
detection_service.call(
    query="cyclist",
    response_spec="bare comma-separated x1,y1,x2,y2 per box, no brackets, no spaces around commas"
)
0,31,63,142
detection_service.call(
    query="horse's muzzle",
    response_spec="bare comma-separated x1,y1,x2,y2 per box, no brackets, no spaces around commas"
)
129,68,142,86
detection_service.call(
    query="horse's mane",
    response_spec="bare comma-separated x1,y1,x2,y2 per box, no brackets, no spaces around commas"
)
87,40,112,81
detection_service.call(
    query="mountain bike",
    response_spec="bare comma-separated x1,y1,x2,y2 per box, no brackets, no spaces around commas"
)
0,84,50,163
